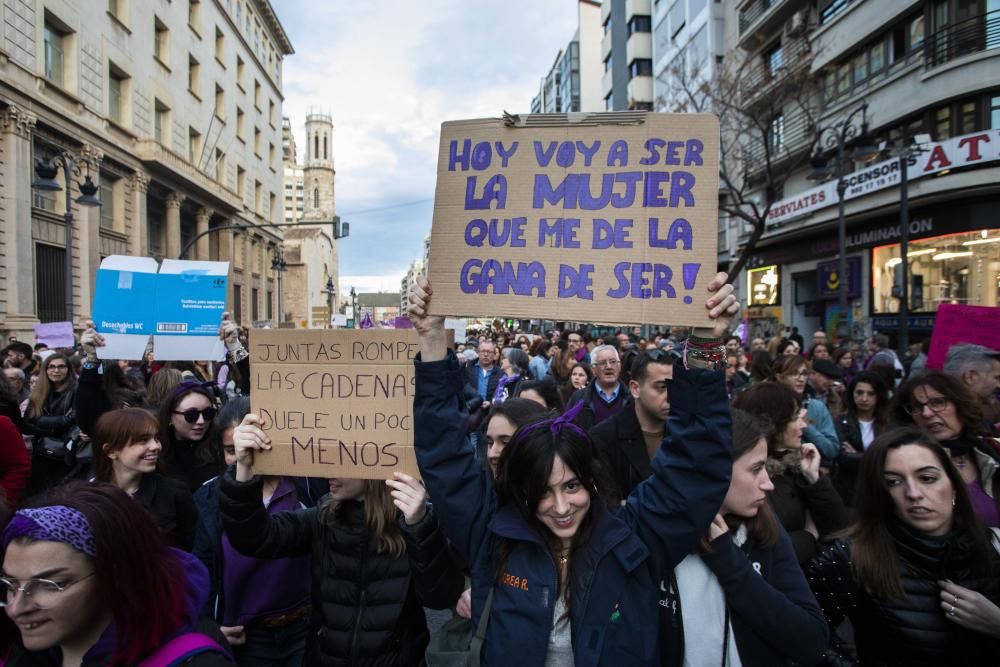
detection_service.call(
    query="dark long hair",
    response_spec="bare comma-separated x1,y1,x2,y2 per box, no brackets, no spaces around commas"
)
726,409,780,547
157,383,219,467
493,413,617,616
891,372,985,439
27,353,76,417
748,350,774,383
102,361,145,409
93,408,163,483
845,371,890,433
732,382,801,456
15,482,187,665
849,427,993,599
516,380,564,412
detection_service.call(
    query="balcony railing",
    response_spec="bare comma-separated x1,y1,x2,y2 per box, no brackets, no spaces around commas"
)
740,36,811,103
924,8,1000,68
739,0,781,36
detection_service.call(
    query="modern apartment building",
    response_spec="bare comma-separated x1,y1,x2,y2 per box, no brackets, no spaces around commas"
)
530,0,603,114
0,0,292,339
601,0,654,110
730,0,1000,342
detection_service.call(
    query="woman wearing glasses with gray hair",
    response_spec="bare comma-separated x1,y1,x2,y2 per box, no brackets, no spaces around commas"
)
892,372,1000,528
407,273,739,666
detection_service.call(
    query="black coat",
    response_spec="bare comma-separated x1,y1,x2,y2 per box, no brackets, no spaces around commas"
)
766,453,850,566
808,521,1000,666
134,472,199,551
22,387,76,440
219,474,464,667
565,380,633,432
662,527,828,667
588,403,656,499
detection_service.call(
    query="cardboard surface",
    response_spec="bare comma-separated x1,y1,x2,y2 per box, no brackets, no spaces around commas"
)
249,329,450,479
427,113,720,326
92,255,228,361
926,304,1000,370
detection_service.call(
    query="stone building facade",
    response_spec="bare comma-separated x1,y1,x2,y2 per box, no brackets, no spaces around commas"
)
0,0,293,340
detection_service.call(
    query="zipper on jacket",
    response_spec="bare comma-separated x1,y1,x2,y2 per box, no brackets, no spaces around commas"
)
348,526,369,664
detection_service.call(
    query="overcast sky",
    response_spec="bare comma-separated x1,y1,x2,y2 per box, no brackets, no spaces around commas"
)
277,1,579,295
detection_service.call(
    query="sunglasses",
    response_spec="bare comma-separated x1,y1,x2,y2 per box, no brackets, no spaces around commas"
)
172,407,217,424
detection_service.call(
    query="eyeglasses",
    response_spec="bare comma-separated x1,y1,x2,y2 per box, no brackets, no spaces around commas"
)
173,407,217,424
904,396,950,416
46,364,68,371
593,359,621,369
0,572,96,609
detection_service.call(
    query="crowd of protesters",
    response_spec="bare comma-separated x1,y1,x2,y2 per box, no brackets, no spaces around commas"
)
0,284,997,665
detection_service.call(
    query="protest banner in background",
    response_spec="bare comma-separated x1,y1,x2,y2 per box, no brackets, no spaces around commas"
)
93,255,229,361
249,328,449,479
34,321,74,348
427,113,720,326
927,304,1000,370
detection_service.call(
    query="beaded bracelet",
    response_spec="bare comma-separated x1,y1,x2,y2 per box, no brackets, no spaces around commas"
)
682,337,726,371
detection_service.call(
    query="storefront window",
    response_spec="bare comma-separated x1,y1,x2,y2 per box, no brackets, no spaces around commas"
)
873,230,1000,314
749,265,781,306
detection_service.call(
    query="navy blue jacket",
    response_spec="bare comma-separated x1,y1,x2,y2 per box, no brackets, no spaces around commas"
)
463,363,501,402
662,527,828,666
414,354,732,666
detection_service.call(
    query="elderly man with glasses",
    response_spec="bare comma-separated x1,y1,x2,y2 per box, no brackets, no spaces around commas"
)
564,344,633,431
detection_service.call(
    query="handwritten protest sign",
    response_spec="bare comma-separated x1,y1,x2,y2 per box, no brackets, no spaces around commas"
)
427,113,720,325
34,322,74,348
927,304,1000,370
249,329,449,479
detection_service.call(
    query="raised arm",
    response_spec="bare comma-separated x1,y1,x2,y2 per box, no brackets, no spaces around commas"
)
617,272,739,571
408,277,496,565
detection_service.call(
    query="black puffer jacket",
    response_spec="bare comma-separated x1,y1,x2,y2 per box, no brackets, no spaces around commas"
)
219,474,464,667
808,520,1000,666
767,451,850,566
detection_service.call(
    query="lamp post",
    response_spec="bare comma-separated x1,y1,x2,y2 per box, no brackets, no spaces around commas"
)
324,277,335,329
270,247,287,325
350,286,358,329
806,103,879,344
883,132,931,356
33,153,103,323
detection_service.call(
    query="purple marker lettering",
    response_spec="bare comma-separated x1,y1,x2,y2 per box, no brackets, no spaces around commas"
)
682,263,701,305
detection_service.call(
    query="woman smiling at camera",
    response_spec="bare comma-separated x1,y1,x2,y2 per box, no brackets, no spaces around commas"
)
407,273,738,666
93,408,198,551
661,409,827,667
809,427,1000,665
0,482,230,666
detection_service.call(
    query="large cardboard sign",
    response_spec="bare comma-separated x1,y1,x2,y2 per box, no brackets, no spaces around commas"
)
92,256,228,361
427,114,720,325
927,304,1000,370
249,329,440,479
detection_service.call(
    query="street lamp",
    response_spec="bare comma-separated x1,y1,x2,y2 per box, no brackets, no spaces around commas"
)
33,152,103,323
324,276,336,329
270,247,287,325
350,286,358,329
879,132,931,355
806,102,879,344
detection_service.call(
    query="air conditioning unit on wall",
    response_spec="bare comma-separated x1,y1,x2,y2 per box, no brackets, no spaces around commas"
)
784,9,808,37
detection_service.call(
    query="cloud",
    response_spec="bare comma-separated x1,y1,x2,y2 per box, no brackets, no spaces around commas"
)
276,1,579,288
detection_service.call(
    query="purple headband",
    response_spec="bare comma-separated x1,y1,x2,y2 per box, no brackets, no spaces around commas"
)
1,506,96,558
509,401,594,454
170,380,216,402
